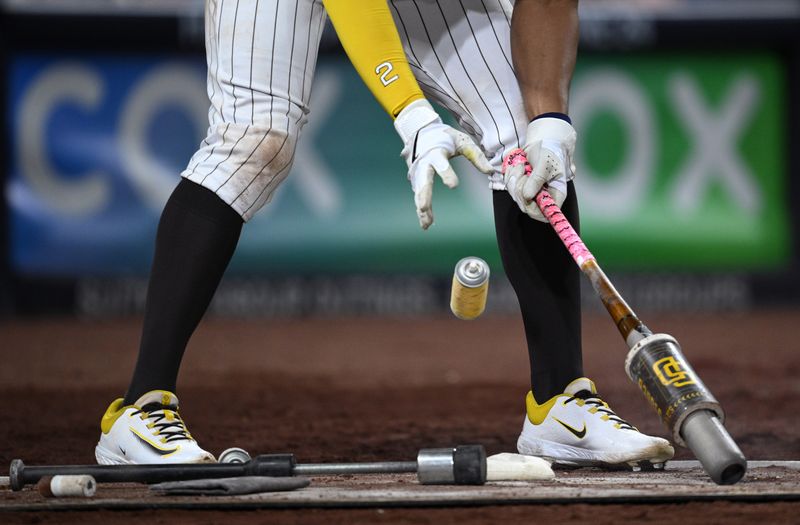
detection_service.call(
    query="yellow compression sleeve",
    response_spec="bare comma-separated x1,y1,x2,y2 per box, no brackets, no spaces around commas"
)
323,0,424,117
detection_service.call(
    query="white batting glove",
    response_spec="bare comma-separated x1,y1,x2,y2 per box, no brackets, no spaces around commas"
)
503,117,577,222
394,99,493,230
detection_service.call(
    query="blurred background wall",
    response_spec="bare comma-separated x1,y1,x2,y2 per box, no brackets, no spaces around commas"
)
1,0,798,318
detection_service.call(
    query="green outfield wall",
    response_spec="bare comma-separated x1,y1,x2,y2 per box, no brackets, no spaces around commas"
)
232,52,789,274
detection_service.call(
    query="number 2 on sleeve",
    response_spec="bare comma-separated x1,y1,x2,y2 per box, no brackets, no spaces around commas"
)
375,62,399,87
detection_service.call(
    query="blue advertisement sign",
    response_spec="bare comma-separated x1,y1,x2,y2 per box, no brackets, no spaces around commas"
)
6,54,499,276
8,56,210,274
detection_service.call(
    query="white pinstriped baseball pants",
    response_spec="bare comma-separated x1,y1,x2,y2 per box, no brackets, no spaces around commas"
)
183,0,527,221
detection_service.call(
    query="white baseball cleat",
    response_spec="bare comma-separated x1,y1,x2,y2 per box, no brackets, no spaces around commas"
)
95,390,216,465
517,377,674,469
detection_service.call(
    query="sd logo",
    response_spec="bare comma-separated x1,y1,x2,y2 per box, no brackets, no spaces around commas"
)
653,356,696,387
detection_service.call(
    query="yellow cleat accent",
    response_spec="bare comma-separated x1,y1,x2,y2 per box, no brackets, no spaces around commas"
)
100,399,132,434
524,391,560,425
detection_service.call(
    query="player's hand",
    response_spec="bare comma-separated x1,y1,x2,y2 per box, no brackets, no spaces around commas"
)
502,117,576,222
394,99,493,230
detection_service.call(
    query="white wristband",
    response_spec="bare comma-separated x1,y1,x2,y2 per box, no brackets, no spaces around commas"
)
394,99,440,144
526,117,576,145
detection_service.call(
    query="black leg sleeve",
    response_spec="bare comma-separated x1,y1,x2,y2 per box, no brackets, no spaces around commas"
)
492,182,583,402
124,179,243,404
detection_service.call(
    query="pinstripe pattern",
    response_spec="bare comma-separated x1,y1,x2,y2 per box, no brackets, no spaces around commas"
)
233,0,300,214
455,0,521,146
434,0,508,152
480,0,515,73
390,0,527,186
183,0,526,220
182,0,325,221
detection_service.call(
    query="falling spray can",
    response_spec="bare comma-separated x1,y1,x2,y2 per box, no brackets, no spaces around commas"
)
450,257,490,320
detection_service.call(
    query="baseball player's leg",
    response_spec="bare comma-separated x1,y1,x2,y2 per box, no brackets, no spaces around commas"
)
390,0,673,467
96,0,327,465
492,183,583,398
123,179,243,403
389,0,578,400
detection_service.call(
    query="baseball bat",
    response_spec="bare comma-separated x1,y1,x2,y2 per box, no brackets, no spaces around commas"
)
502,149,746,484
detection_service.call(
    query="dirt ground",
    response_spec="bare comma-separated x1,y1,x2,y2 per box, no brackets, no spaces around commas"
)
1,310,799,523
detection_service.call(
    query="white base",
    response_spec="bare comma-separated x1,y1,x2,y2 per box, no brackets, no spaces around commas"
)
487,453,554,481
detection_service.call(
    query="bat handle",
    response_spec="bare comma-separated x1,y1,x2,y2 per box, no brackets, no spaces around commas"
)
501,148,595,268
534,190,595,268
501,148,648,344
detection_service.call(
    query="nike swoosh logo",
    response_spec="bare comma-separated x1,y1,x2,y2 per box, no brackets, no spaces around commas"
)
129,428,180,456
553,418,587,439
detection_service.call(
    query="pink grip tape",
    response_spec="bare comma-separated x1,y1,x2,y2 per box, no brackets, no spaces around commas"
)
534,191,595,267
502,148,594,267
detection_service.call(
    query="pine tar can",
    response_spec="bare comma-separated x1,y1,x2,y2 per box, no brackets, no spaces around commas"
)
218,447,252,464
450,257,490,320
